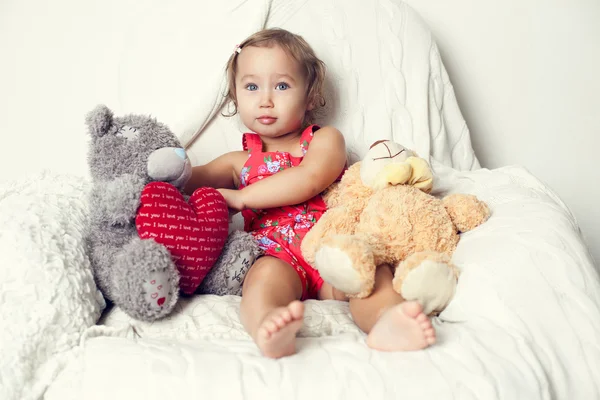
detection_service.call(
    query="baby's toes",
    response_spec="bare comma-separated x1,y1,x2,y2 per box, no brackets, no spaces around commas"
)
419,316,432,330
288,301,304,320
280,309,293,323
264,319,279,335
416,313,428,324
424,327,436,344
272,315,287,328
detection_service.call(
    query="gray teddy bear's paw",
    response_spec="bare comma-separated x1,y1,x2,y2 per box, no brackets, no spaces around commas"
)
197,231,263,296
112,237,180,321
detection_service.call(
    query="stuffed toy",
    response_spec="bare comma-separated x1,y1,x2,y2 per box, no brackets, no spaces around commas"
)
85,105,260,321
197,230,262,296
301,140,490,315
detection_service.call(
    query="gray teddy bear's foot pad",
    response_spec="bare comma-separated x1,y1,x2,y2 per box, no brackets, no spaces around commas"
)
142,270,173,309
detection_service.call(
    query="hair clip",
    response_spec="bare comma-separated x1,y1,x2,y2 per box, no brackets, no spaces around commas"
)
234,44,242,54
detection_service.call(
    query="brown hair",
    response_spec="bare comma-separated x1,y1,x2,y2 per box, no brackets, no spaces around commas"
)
223,28,326,123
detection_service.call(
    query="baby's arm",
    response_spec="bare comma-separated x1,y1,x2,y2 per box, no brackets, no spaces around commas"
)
184,151,247,194
221,126,346,210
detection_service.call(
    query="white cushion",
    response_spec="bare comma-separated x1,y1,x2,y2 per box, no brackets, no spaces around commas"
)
0,172,105,400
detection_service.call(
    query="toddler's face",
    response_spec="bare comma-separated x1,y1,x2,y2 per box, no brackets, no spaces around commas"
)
235,45,312,138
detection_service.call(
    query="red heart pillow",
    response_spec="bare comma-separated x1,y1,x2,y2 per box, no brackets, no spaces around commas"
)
136,182,229,295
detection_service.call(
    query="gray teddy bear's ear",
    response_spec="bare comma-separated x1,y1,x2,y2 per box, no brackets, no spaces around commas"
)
86,104,114,137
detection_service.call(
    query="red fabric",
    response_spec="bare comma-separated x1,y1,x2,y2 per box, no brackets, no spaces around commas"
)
240,125,336,300
136,182,229,295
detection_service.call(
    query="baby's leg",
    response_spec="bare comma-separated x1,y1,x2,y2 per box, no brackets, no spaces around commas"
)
317,281,348,301
240,256,304,358
349,265,436,351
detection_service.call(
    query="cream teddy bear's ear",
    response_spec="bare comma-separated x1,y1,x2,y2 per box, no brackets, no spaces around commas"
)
406,156,433,193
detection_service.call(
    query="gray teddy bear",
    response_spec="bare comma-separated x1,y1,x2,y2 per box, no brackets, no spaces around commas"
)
85,105,261,321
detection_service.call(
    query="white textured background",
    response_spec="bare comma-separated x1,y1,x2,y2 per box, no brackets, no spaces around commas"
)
405,0,600,265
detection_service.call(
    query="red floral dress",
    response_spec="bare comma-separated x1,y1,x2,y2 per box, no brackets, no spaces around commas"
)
240,125,337,300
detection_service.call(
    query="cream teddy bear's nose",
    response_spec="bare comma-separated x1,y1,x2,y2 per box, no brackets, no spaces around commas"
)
370,162,413,190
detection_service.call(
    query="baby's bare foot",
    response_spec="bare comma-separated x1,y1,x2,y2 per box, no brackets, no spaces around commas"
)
366,301,436,351
255,300,304,358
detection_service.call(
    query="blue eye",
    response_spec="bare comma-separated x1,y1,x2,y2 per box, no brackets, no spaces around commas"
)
245,83,258,91
275,82,289,90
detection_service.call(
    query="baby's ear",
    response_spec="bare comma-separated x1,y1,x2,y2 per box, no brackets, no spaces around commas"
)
85,104,114,138
306,93,319,111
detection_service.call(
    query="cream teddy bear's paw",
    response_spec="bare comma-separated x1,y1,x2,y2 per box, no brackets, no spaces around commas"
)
315,246,364,295
393,252,458,315
315,235,377,298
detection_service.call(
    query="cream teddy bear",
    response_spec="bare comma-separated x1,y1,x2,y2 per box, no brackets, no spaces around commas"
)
301,140,490,315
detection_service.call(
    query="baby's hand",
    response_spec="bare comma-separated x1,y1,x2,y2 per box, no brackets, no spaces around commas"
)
217,188,246,214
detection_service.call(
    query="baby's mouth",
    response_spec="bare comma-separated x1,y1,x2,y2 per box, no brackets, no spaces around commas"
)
257,116,277,125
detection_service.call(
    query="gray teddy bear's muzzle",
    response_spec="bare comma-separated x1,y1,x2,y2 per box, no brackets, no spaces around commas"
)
147,147,192,188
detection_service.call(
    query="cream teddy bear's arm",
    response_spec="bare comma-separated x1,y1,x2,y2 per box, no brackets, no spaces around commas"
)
442,193,491,233
302,206,354,265
321,181,342,208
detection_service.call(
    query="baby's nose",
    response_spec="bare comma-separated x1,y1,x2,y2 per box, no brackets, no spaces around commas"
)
260,93,274,107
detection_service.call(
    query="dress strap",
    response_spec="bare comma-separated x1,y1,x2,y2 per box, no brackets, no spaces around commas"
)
299,124,320,155
242,133,263,153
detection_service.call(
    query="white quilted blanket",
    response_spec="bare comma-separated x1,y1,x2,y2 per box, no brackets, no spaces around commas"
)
43,163,600,400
